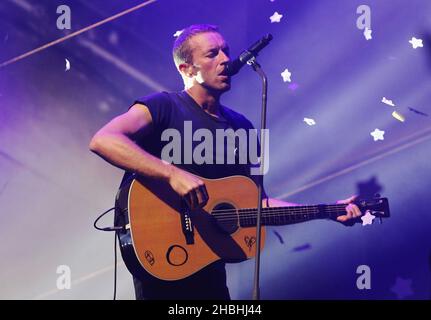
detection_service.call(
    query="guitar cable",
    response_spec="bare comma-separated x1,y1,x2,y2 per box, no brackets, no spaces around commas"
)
93,207,124,300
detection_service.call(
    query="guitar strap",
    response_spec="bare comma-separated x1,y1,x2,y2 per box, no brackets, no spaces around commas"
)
175,92,269,207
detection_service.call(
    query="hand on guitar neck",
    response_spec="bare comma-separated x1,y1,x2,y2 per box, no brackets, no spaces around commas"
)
335,195,363,226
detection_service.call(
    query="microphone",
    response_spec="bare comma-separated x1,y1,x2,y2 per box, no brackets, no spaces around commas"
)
226,34,273,76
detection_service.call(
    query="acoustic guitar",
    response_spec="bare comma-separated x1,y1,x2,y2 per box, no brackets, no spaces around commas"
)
115,174,390,281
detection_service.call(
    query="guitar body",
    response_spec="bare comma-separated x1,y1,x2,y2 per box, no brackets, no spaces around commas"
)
116,175,266,281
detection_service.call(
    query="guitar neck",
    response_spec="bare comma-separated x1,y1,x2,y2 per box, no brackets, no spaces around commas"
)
237,204,348,227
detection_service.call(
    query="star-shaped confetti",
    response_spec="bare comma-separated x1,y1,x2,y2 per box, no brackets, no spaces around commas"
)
363,27,372,40
390,277,414,299
361,210,375,226
65,58,71,72
370,128,385,141
303,118,316,126
381,97,395,107
392,111,405,122
408,37,423,49
173,30,184,38
281,68,292,82
270,11,283,23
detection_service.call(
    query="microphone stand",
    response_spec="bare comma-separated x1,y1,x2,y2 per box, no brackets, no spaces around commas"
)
247,57,268,300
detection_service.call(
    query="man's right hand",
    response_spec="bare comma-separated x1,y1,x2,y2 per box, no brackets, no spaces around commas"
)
167,166,209,210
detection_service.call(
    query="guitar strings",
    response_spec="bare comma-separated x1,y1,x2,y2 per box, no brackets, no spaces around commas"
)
208,204,348,215
213,208,346,219
212,212,343,222
212,212,347,223
210,206,350,222
209,204,348,217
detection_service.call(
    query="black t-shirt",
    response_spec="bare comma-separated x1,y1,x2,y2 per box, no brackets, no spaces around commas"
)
122,90,266,193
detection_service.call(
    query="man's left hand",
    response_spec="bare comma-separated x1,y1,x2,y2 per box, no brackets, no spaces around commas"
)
336,195,362,226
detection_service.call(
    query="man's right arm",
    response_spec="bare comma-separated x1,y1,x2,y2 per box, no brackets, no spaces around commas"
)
89,103,172,181
89,103,208,209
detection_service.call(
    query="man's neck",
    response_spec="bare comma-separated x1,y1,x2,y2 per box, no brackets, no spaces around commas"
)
186,86,222,117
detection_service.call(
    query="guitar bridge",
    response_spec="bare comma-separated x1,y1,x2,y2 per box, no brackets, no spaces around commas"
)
181,209,194,245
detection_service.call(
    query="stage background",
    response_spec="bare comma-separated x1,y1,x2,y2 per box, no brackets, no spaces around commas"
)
0,0,430,299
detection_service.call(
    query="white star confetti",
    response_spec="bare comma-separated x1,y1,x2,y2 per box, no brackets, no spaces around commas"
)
363,27,372,40
392,111,405,122
173,30,184,38
270,11,283,23
381,97,395,107
281,68,292,82
303,118,316,126
408,37,423,49
65,58,71,72
370,128,385,141
361,210,375,226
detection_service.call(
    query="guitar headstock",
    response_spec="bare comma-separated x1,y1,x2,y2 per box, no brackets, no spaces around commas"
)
356,195,390,221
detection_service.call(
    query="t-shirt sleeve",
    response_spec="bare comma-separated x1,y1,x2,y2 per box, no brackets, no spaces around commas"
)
131,92,174,130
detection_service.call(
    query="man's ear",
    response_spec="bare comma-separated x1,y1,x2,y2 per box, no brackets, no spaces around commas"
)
179,63,196,78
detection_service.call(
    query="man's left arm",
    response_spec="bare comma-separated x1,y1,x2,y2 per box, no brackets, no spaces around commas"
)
264,196,362,224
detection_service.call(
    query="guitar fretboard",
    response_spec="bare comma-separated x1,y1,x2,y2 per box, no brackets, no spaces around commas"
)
212,204,348,227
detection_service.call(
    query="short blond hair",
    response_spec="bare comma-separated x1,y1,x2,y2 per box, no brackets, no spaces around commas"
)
172,24,219,70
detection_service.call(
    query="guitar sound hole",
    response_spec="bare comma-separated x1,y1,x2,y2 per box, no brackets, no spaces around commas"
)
211,203,239,234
